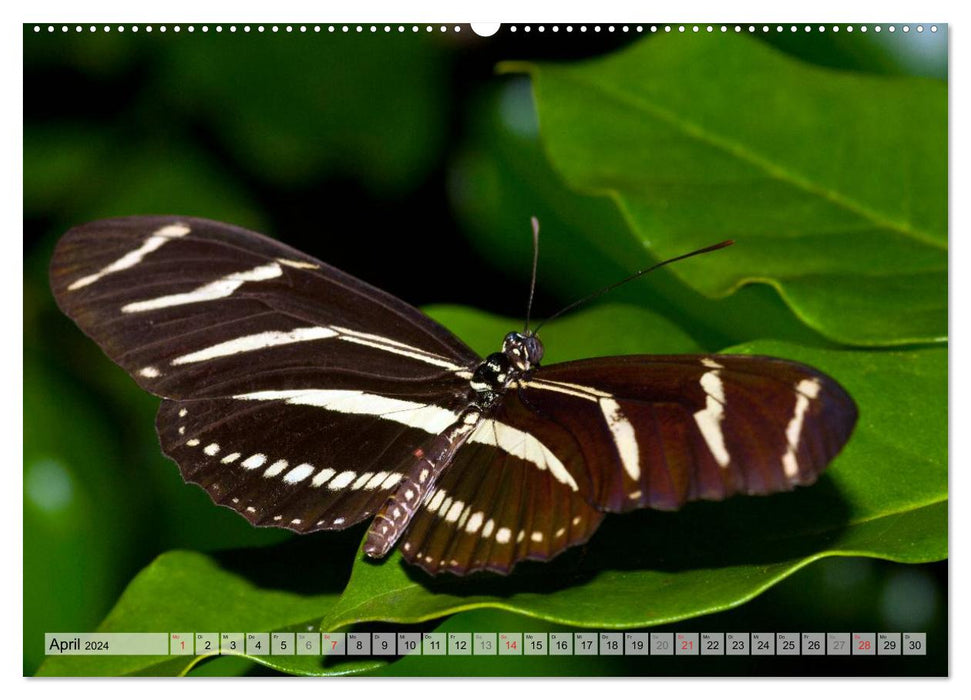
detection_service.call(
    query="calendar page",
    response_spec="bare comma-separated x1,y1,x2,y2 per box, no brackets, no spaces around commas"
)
23,13,947,680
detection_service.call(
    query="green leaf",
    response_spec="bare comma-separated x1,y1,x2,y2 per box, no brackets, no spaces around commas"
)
501,34,946,346
316,305,945,631
449,78,830,351
36,538,382,677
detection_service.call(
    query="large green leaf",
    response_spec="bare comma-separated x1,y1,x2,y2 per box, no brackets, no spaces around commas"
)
316,305,945,631
502,34,946,346
448,79,830,352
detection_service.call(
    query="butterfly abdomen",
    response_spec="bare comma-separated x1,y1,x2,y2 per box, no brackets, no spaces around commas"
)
364,406,483,559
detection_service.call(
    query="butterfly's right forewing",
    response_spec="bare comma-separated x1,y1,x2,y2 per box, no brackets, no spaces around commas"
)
513,355,857,513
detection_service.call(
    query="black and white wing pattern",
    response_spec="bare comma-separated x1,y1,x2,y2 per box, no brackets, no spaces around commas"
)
399,421,605,576
50,216,858,577
512,356,857,513
50,216,479,532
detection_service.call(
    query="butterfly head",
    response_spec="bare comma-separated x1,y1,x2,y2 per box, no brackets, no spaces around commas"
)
503,331,544,372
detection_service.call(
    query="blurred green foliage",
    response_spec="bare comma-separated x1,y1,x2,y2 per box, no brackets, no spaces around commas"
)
24,25,946,676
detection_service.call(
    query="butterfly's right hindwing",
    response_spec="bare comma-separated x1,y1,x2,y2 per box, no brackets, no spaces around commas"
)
400,436,604,575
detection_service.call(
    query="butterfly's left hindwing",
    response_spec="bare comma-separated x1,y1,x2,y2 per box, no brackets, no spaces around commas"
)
156,396,467,532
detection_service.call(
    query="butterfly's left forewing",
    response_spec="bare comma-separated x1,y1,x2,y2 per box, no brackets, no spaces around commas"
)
50,216,481,531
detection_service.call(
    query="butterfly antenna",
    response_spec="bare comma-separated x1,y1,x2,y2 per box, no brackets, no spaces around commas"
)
534,239,734,332
524,216,541,334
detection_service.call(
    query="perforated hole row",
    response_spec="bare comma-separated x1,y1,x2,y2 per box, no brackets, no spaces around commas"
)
31,24,941,35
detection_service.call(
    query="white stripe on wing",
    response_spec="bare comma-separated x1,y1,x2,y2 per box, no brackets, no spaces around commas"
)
69,223,191,290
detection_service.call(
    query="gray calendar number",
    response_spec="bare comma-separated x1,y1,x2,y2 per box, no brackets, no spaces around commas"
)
296,633,320,656
423,633,446,656
801,633,825,656
549,633,573,656
903,633,926,656
776,633,799,656
271,633,295,655
321,633,346,656
600,633,623,656
624,633,649,656
397,633,421,655
651,633,673,656
220,633,244,655
877,633,901,656
726,633,749,656
448,633,472,656
195,633,218,656
751,632,774,656
827,632,850,656
574,632,598,656
474,632,497,655
347,632,371,656
676,632,699,656
701,633,724,656
524,633,547,656
246,633,270,656
372,633,396,656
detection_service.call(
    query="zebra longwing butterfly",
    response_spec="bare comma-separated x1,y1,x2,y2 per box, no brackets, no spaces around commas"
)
50,216,857,576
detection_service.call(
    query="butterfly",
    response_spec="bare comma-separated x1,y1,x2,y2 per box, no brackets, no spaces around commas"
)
49,216,857,576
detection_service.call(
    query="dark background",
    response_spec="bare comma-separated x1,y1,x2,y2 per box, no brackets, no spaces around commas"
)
23,23,947,676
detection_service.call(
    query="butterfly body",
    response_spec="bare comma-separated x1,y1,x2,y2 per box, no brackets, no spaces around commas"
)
366,331,544,558
50,216,857,576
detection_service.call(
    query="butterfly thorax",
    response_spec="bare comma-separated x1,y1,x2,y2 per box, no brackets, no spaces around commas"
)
366,332,546,559
469,353,513,407
469,331,544,408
